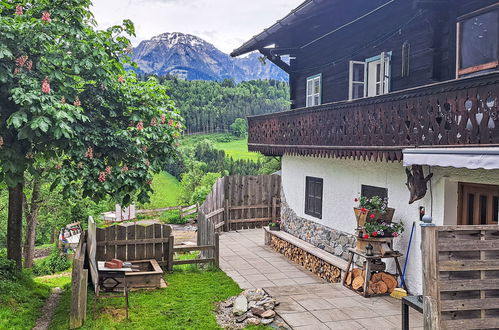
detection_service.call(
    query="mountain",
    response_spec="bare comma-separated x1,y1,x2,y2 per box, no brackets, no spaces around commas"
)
131,32,288,82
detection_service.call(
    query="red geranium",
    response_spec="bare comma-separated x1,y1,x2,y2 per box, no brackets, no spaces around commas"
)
363,234,369,239
371,231,378,237
369,213,376,219
360,207,367,214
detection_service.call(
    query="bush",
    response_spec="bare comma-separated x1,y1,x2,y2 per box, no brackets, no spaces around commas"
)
160,209,184,224
33,246,71,276
0,257,20,282
230,118,248,138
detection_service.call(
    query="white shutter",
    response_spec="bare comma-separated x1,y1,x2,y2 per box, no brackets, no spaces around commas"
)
349,61,366,100
380,52,391,94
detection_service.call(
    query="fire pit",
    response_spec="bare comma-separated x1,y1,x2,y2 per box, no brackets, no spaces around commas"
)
125,259,165,289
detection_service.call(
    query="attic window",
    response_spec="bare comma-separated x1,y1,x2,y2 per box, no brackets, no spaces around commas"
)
457,6,498,76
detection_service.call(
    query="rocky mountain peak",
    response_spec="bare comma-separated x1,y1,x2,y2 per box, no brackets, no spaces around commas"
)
131,32,287,82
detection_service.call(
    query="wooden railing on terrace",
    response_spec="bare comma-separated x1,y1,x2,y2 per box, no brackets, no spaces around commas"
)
248,72,499,161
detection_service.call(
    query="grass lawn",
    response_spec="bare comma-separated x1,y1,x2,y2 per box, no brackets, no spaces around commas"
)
140,172,182,209
212,138,261,161
181,133,262,161
49,268,260,330
0,272,62,330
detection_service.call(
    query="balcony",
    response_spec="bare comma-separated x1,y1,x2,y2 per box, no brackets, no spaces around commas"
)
248,72,499,161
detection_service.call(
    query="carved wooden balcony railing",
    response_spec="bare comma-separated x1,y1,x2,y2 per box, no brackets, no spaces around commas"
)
248,72,499,161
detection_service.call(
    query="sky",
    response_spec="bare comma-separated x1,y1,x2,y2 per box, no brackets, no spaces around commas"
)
91,0,304,54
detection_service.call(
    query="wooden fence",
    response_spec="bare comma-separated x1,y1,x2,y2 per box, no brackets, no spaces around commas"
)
422,225,499,329
199,175,281,232
88,220,174,269
70,231,88,329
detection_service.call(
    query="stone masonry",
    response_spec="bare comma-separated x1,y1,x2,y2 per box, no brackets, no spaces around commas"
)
280,189,357,262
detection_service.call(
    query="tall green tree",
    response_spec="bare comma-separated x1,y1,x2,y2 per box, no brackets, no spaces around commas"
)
0,0,182,267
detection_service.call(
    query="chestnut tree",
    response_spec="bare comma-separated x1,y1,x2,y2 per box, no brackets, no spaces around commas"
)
0,0,183,267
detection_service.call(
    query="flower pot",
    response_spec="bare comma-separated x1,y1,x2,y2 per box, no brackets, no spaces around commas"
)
269,224,280,231
353,208,377,227
379,208,395,223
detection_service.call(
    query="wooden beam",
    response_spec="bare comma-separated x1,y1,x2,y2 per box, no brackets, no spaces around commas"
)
258,48,291,73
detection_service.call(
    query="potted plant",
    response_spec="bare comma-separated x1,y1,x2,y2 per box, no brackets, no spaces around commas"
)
353,195,394,226
269,219,281,231
362,221,405,238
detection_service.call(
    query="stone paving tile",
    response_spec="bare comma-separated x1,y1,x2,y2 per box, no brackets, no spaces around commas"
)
336,306,380,319
294,323,331,330
310,309,351,322
324,320,364,329
279,311,322,327
271,278,297,286
295,298,335,311
326,296,363,308
237,267,261,275
356,316,400,330
265,272,290,280
219,229,423,329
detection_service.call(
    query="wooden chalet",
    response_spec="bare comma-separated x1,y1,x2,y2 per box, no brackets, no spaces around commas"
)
232,0,499,298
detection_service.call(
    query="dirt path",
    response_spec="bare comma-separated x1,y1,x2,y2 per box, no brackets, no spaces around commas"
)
32,287,63,330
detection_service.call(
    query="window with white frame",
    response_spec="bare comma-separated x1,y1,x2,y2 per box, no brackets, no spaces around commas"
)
306,74,321,107
349,52,391,100
457,6,498,77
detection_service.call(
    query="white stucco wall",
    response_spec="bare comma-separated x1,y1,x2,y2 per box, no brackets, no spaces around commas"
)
282,155,499,294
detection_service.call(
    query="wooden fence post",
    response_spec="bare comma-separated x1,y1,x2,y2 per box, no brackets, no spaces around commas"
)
271,197,277,223
421,225,440,330
167,235,174,272
224,199,229,232
214,232,220,268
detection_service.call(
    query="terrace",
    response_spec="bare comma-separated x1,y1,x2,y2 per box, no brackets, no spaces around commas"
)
248,72,499,161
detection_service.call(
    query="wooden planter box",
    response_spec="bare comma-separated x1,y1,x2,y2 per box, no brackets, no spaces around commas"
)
356,237,393,256
125,259,164,289
354,207,395,227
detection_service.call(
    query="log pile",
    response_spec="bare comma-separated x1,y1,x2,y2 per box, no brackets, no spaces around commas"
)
344,268,398,295
270,236,342,283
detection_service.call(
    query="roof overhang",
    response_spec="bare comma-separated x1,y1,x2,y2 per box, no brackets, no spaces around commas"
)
403,148,499,170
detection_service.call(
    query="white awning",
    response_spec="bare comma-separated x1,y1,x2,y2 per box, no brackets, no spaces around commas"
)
403,148,499,170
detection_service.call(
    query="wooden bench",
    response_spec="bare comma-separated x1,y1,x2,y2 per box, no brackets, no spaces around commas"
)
264,227,349,272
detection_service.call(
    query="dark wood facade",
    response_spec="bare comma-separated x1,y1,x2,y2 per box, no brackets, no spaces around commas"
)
232,0,499,158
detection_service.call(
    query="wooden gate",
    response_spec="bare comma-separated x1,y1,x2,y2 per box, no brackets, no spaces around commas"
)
422,225,499,329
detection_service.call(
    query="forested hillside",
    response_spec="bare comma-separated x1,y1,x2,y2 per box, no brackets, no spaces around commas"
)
158,77,290,134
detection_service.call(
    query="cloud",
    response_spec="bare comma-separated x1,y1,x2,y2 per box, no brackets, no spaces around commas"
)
91,0,303,53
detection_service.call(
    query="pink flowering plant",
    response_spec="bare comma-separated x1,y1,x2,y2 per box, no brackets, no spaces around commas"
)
0,0,183,266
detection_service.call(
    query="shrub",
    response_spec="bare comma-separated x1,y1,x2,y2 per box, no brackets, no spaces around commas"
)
0,257,19,281
160,209,184,224
230,118,248,138
33,246,71,276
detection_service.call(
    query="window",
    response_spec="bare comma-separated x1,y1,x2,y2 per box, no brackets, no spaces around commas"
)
305,176,323,219
306,74,321,107
349,52,391,100
361,185,388,201
457,6,498,76
349,61,365,100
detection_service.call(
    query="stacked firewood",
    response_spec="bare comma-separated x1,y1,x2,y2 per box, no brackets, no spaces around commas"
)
345,269,398,294
270,236,341,283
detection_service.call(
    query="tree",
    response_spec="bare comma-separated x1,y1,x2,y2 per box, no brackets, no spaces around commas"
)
230,118,248,138
0,1,182,267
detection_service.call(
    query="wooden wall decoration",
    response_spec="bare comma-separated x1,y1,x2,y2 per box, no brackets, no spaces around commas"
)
405,165,433,204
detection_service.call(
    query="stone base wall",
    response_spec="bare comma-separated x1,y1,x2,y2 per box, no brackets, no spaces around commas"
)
280,190,356,262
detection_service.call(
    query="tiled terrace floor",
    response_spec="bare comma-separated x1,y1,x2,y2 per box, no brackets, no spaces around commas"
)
219,229,423,330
